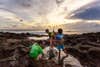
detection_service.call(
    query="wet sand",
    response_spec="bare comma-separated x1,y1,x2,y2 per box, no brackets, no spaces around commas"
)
0,32,100,67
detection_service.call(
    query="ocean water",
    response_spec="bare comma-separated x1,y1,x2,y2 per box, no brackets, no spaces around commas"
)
0,30,89,40
0,30,47,35
0,30,82,35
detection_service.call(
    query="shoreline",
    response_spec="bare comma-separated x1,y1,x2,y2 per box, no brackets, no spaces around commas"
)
1,30,99,35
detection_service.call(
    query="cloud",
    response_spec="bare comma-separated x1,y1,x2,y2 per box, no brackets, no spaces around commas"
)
63,20,100,33
46,0,95,25
0,0,58,21
0,0,95,22
0,0,100,33
70,1,100,20
0,0,58,29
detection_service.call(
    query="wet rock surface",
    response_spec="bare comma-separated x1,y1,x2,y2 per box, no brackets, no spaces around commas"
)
0,32,100,67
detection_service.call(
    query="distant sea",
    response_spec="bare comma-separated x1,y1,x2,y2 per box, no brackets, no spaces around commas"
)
0,30,94,40
0,30,84,35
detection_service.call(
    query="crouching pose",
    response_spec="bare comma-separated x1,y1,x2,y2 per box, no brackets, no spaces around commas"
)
28,41,83,67
43,45,58,60
42,46,83,67
28,41,43,60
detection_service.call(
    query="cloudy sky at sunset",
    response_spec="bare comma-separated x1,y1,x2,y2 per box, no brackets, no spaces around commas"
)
0,0,100,33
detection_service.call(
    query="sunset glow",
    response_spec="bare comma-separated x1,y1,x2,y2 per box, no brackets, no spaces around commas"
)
0,0,100,32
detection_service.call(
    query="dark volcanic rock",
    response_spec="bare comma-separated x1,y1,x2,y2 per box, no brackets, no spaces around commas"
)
0,32,100,67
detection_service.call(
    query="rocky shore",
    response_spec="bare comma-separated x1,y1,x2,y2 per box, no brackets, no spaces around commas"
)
0,32,100,67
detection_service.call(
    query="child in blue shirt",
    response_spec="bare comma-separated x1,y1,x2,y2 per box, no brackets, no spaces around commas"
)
56,28,64,50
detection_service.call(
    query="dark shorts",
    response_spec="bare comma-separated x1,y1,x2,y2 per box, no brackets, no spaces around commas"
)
57,45,64,50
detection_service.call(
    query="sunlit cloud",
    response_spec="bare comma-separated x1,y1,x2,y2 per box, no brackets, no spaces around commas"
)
0,0,100,33
46,0,95,25
0,9,20,21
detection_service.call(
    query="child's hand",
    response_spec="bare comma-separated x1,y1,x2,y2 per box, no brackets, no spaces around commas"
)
37,54,42,60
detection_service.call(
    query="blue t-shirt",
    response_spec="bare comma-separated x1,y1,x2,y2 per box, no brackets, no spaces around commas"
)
56,34,64,40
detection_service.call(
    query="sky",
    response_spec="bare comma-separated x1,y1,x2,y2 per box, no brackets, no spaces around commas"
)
0,0,100,33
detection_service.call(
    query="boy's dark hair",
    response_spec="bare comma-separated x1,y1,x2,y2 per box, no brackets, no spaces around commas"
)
48,49,56,59
37,40,42,44
45,29,49,33
58,28,63,34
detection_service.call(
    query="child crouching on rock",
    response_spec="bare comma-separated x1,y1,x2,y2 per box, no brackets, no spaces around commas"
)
28,40,43,60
